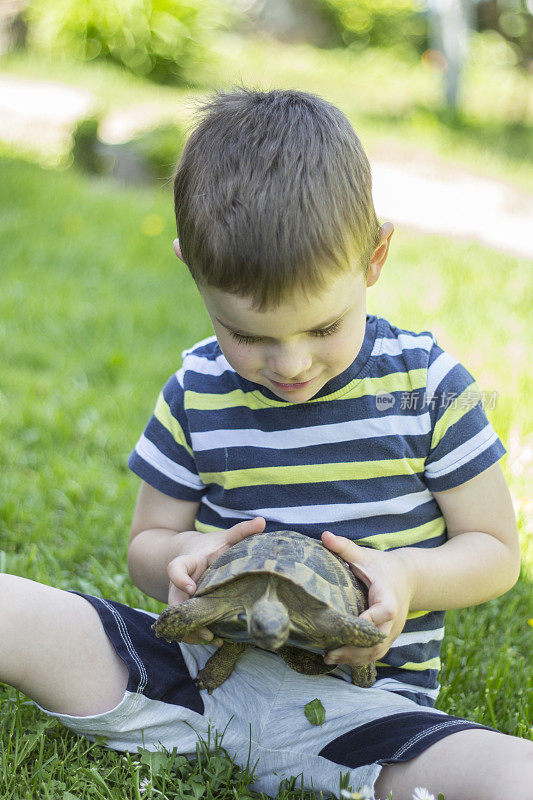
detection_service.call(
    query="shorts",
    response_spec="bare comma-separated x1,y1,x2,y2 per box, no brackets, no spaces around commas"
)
37,594,492,799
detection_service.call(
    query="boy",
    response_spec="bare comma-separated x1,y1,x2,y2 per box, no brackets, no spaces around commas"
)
1,87,531,799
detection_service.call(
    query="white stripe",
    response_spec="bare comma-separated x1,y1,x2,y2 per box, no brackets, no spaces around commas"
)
390,627,445,647
201,488,434,524
184,352,235,378
376,333,435,358
392,718,468,759
134,607,159,619
191,413,431,452
372,678,441,702
185,352,235,377
134,434,204,490
181,335,218,360
99,599,148,695
426,424,498,478
176,367,185,389
426,350,460,398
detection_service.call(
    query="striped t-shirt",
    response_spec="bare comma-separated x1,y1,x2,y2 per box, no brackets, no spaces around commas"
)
128,313,506,706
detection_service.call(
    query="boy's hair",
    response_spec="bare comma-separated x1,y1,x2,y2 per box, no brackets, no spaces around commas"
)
174,86,380,311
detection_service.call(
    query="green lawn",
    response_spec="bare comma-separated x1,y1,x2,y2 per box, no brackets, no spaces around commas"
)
0,154,531,799
1,29,532,190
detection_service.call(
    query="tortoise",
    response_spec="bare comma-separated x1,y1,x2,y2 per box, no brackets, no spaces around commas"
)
153,529,385,693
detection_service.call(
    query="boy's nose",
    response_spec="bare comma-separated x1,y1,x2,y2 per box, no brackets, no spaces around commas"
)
267,355,313,383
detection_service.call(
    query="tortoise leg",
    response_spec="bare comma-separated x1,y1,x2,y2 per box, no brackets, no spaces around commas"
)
152,596,224,642
196,641,249,694
300,608,383,688
350,663,377,688
314,607,385,649
278,645,377,687
276,644,331,675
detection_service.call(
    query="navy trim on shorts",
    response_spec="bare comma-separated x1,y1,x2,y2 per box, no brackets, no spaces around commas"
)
71,593,204,714
319,711,494,768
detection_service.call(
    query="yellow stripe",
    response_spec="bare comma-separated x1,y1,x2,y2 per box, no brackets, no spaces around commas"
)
154,391,194,458
431,381,481,450
199,457,425,490
185,369,429,411
375,657,441,672
406,609,432,620
345,369,428,398
186,388,275,411
357,516,446,551
195,520,219,533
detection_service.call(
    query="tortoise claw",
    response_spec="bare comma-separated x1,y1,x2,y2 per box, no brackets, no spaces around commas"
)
195,676,215,694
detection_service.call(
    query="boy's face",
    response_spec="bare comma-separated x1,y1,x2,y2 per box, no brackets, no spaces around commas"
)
174,224,392,404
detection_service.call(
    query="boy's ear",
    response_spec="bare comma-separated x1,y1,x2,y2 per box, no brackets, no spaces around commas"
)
367,222,394,288
173,238,184,263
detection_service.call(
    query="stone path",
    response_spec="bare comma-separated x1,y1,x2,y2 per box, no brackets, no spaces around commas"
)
1,73,532,259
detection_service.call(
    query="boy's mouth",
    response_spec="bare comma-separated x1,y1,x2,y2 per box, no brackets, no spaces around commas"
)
270,377,315,391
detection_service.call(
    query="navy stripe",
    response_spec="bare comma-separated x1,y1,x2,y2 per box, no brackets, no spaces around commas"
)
72,593,204,714
375,666,441,689
144,416,198,476
163,373,195,450
127,451,204,501
319,711,492,768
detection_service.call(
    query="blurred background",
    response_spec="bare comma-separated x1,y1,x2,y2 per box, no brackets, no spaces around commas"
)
1,0,532,179
0,0,532,576
0,1,532,776
1,0,532,567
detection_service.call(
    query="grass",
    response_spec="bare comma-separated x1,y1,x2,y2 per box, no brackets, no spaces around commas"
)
0,143,532,798
0,29,532,190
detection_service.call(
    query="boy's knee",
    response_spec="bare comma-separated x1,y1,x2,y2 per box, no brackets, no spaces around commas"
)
0,572,32,614
375,729,533,800
0,573,50,616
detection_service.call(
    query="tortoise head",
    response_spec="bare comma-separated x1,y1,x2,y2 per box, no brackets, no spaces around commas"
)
248,594,290,650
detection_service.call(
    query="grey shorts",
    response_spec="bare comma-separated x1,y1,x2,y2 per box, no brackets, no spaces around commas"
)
37,595,491,798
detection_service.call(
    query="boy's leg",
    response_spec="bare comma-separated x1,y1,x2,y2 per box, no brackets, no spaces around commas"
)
375,728,533,800
247,652,533,800
0,574,128,715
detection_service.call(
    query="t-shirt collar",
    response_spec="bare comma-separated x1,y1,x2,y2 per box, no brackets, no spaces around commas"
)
235,314,379,403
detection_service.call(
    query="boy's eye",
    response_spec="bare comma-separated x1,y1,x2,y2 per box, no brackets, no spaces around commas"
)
229,318,342,345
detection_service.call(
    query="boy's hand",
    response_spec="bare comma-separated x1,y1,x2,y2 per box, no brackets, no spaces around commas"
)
320,531,414,668
166,516,266,645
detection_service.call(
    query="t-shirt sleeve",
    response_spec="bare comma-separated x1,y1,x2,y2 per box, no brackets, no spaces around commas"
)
424,343,506,492
127,369,207,501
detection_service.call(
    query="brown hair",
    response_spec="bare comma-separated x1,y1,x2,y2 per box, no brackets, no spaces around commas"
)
174,86,380,312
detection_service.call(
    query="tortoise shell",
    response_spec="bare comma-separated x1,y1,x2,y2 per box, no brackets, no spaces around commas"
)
195,528,369,642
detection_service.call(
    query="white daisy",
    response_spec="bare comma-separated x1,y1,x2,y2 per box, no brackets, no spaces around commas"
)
412,787,436,800
340,787,373,800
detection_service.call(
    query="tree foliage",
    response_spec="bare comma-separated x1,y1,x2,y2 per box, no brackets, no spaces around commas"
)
312,0,429,53
24,0,238,85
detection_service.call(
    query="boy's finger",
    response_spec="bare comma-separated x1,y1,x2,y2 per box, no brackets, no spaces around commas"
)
223,517,266,547
324,645,374,664
321,531,373,584
167,582,190,606
359,603,394,635
183,629,224,646
321,531,370,564
167,554,201,596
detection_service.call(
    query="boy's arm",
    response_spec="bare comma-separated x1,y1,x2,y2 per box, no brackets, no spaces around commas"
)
127,480,266,609
322,462,520,665
399,460,520,610
127,480,202,603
